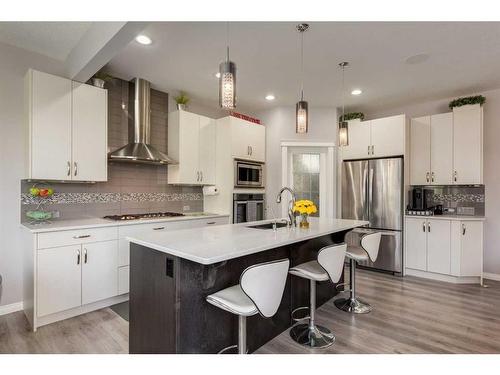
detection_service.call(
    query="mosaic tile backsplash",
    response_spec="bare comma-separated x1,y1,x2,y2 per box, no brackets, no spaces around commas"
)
420,185,485,216
21,77,203,221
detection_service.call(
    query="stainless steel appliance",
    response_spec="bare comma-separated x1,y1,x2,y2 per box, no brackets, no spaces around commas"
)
234,160,265,188
103,212,184,221
233,193,265,223
341,157,403,274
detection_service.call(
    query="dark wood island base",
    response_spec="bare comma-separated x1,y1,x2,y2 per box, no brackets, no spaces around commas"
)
129,230,350,354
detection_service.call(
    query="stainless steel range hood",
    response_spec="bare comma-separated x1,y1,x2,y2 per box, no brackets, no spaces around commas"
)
108,78,177,165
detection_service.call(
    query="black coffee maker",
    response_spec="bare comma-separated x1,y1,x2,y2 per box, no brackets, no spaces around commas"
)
410,187,429,211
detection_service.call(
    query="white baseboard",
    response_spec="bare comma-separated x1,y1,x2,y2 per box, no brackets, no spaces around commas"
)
0,301,23,316
483,272,500,281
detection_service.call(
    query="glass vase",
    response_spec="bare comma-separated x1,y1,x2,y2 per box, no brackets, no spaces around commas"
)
299,214,310,229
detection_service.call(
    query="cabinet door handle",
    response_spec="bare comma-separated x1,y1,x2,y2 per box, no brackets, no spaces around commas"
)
196,171,200,182
368,145,370,155
371,145,374,155
431,172,435,183
67,161,71,176
462,224,466,235
250,146,253,155
454,170,458,182
74,162,78,176
426,172,430,183
422,222,426,232
77,249,81,265
427,222,431,232
153,226,165,231
73,234,91,239
83,248,88,264
200,171,203,181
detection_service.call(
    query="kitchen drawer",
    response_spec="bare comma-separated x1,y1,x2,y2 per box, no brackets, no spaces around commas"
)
37,226,118,249
118,266,129,295
187,216,229,228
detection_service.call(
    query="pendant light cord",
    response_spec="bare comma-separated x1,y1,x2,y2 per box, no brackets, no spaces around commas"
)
300,30,304,100
342,64,345,120
226,22,230,62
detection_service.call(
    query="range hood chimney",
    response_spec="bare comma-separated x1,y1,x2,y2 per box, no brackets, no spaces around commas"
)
108,78,177,165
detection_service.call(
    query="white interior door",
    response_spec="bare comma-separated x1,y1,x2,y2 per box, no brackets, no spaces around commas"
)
81,241,118,305
284,146,332,218
410,116,431,185
430,113,453,185
37,245,82,317
72,82,108,182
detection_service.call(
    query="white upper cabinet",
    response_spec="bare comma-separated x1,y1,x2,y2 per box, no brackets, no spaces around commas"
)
370,114,406,158
410,113,453,185
453,104,483,184
409,106,483,185
168,110,216,185
410,116,431,185
27,70,72,180
430,113,453,185
341,119,371,160
230,117,266,162
25,70,108,181
341,115,405,160
72,82,108,182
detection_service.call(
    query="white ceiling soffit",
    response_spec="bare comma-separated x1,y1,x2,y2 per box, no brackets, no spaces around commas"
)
106,22,500,113
0,22,93,61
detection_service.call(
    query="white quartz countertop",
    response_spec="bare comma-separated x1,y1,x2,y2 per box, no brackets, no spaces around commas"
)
405,214,485,221
127,217,369,265
21,213,229,233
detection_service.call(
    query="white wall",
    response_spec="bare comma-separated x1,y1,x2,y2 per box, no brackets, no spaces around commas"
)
258,106,338,217
365,89,500,276
0,43,66,307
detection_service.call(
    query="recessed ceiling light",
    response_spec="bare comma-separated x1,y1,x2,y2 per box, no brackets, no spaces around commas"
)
265,94,275,101
215,72,221,78
405,53,430,65
351,89,362,96
135,35,152,45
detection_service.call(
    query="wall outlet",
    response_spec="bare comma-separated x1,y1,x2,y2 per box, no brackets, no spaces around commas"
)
183,205,190,211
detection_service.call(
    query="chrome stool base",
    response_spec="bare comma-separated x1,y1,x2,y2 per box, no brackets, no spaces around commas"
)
290,323,335,348
334,297,372,314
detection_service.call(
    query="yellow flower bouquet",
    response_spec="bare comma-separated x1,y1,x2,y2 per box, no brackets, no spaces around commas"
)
292,199,317,229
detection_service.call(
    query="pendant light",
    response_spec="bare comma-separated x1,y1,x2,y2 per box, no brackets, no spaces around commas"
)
338,62,349,146
296,23,309,134
219,22,236,109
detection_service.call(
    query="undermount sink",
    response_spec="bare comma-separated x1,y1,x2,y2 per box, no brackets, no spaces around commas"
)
247,222,289,230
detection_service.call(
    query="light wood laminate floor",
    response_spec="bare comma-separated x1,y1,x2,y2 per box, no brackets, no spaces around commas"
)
1,269,499,354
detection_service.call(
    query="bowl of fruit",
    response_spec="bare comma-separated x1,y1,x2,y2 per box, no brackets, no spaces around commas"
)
26,184,54,224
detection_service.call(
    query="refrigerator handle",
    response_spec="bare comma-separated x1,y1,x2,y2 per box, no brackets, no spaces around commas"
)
363,166,369,220
368,167,374,218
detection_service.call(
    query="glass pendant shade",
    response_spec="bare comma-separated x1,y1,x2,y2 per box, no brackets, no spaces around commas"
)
296,100,309,134
338,121,349,146
219,60,236,109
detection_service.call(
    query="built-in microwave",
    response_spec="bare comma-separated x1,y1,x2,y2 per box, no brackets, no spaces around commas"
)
234,160,265,188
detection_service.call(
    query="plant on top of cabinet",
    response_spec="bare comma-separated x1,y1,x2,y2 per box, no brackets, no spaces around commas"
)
339,112,365,122
448,95,485,109
174,92,190,110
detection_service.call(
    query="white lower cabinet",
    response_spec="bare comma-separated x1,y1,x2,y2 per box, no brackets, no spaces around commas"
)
37,245,82,317
81,241,118,305
405,217,483,282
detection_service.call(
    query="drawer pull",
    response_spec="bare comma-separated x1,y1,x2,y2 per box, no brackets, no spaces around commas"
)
153,227,165,231
206,221,216,225
73,234,91,239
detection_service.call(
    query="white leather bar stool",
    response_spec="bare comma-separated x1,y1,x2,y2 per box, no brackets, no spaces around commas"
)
334,231,381,314
288,243,347,348
206,258,290,354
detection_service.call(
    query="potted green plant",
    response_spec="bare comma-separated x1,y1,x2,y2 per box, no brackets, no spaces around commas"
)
339,112,365,122
448,95,486,109
91,71,113,88
174,92,190,110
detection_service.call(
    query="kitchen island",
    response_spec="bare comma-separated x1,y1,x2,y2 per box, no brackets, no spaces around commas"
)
127,217,368,353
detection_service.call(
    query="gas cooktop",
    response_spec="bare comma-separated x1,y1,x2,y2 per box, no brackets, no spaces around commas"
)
103,212,185,221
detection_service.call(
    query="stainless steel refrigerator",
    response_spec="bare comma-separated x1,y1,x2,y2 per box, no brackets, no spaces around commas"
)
341,157,403,274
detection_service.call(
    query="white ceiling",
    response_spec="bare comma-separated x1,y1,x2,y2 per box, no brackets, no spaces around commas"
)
0,22,93,61
106,22,500,113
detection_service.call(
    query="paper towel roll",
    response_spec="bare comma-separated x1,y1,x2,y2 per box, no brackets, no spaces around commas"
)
202,186,219,196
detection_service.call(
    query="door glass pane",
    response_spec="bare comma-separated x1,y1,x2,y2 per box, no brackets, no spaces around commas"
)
292,153,320,217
